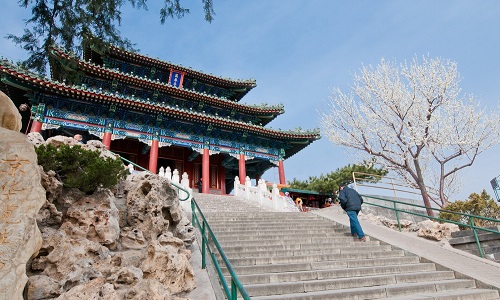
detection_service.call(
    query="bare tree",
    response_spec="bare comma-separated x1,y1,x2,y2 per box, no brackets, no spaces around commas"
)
320,56,499,216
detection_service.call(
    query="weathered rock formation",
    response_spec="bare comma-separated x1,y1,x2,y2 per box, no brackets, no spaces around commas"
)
0,91,22,132
417,219,459,241
361,212,460,241
0,96,46,299
22,136,196,299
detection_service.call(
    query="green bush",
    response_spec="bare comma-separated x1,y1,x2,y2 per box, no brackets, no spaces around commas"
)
36,144,128,194
439,190,500,229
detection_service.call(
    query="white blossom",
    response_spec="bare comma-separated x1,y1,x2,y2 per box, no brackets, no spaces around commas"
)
320,56,500,210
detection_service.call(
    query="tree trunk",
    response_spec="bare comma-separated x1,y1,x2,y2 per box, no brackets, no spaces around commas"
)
418,184,434,217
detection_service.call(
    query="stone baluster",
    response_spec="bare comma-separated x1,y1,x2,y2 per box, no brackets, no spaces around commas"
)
234,176,240,197
245,176,251,200
164,166,172,180
172,169,180,184
272,183,279,211
158,166,165,177
257,179,266,206
180,172,190,201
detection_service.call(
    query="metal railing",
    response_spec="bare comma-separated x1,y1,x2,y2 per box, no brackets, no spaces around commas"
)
352,171,440,202
191,198,250,300
115,154,190,201
362,194,500,259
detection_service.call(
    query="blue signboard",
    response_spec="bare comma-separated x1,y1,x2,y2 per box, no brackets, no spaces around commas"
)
169,71,183,88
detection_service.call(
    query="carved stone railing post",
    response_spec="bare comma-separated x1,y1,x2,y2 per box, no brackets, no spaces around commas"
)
272,183,280,211
172,169,180,184
234,176,240,197
180,172,191,201
164,166,172,181
245,176,251,200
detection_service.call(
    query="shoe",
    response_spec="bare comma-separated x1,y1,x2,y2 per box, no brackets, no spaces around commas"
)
352,234,358,238
358,236,366,242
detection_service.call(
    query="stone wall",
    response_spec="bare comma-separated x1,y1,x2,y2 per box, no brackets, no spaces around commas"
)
449,226,500,262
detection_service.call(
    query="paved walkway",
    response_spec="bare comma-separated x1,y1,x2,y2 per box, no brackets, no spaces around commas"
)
313,205,500,290
183,238,219,300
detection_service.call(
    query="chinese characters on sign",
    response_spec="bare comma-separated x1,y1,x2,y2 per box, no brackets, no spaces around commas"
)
0,154,30,269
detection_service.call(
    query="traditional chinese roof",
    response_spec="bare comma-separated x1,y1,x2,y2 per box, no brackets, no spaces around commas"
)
84,43,256,101
50,47,282,126
0,57,321,155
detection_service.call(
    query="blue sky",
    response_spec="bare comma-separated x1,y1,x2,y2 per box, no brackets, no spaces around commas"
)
1,1,499,201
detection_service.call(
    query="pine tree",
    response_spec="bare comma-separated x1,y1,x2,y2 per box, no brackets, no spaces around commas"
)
289,161,388,194
7,0,215,75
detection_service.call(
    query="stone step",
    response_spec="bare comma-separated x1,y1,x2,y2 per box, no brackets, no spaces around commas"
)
205,217,327,223
224,249,407,267
380,288,500,299
215,244,392,259
212,229,350,239
222,256,422,275
217,240,383,253
209,218,344,230
249,281,489,300
209,225,345,232
194,195,498,299
226,263,438,285
214,235,366,244
245,276,470,297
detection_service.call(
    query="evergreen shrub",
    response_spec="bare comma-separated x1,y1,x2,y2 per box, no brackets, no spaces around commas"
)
36,144,128,194
439,190,500,229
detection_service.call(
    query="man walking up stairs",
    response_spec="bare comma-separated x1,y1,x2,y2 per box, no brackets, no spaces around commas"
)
193,193,500,299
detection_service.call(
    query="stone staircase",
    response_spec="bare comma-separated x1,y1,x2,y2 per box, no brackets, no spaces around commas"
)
193,193,500,300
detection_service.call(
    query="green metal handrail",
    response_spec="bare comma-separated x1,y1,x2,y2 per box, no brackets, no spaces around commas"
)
361,194,500,258
115,154,190,201
191,198,251,300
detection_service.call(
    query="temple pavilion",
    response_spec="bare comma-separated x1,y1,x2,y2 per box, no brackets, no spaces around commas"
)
0,41,320,194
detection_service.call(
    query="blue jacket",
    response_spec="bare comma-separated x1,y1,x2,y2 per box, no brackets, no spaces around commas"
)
338,186,363,211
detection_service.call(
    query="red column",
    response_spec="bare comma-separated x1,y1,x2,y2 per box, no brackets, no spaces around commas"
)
278,160,286,185
148,139,159,173
202,148,210,193
102,132,112,149
30,120,42,133
239,153,246,184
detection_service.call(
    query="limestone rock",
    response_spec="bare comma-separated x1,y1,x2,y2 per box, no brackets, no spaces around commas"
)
85,139,119,160
360,213,418,231
141,235,195,294
46,135,82,148
30,227,111,282
57,277,119,300
22,136,197,299
45,135,118,161
25,274,61,300
107,266,143,288
124,278,173,300
37,168,64,226
417,220,460,241
27,132,46,147
0,127,46,300
40,168,63,203
0,90,22,131
60,189,120,245
123,173,195,247
120,227,147,250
